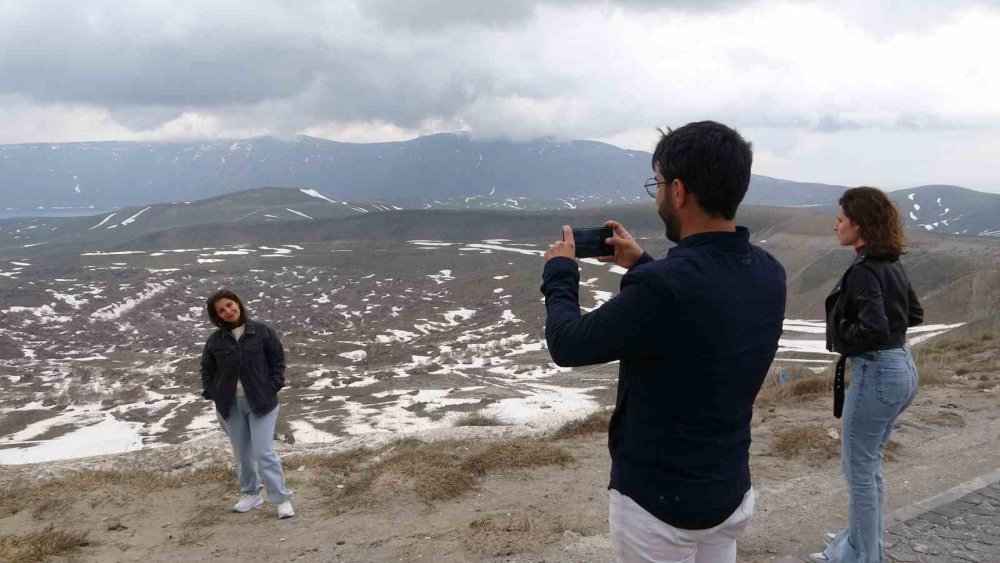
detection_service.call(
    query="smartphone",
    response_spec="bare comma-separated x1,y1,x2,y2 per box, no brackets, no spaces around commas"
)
567,226,614,258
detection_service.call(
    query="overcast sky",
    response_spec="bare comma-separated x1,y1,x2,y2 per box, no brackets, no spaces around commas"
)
2,1,999,191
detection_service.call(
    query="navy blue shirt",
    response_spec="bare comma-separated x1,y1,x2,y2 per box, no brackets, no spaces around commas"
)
541,227,786,529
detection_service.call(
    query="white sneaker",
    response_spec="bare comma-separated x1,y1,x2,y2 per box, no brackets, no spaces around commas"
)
808,553,830,562
824,532,837,545
277,500,295,519
232,493,264,513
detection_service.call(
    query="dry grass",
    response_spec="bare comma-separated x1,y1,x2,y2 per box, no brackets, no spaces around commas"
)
176,528,212,547
453,411,505,427
913,333,1000,388
0,526,90,562
758,364,834,404
914,410,966,428
0,465,232,517
770,424,841,463
548,409,612,440
883,439,904,462
283,448,368,474
756,333,996,402
325,440,476,508
461,441,574,476
785,375,834,397
312,438,574,512
916,366,953,387
463,512,589,557
29,496,74,520
331,470,376,502
378,442,480,502
770,423,907,465
181,505,224,530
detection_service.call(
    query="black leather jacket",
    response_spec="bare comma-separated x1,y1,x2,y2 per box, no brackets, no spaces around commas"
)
200,319,285,419
825,248,923,357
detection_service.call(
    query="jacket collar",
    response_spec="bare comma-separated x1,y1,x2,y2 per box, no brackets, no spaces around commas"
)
851,246,868,266
222,319,255,338
828,247,868,297
670,226,750,254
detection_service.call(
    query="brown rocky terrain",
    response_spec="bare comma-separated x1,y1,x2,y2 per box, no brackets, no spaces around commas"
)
1,332,998,562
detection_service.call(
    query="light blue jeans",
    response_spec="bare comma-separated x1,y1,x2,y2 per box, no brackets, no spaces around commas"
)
824,346,918,562
217,396,293,503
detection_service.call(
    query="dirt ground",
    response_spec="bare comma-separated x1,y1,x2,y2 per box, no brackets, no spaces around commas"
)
2,335,999,562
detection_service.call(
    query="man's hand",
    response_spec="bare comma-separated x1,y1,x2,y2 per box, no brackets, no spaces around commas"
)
544,225,578,263
597,220,644,269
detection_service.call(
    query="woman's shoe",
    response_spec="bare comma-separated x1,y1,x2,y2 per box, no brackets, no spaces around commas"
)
233,493,264,513
808,553,830,562
277,500,295,519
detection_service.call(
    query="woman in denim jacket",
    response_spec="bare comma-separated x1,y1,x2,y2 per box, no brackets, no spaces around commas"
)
811,187,923,562
200,289,294,519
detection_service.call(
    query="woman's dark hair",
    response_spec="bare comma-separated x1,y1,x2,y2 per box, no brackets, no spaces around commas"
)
839,186,907,260
206,289,247,329
651,120,753,220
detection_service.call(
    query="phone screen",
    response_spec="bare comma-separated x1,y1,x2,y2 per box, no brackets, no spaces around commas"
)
569,227,614,258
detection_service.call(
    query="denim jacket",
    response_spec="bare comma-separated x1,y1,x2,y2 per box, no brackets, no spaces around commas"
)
200,319,285,419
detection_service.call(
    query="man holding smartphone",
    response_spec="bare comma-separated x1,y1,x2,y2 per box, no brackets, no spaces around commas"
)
541,121,786,562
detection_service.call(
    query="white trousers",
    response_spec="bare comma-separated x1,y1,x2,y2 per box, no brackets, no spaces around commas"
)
609,488,755,563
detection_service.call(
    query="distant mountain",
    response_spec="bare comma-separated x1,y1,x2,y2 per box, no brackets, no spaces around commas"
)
3,185,1000,326
0,187,391,254
757,182,1000,238
887,185,1000,238
0,133,651,210
1,134,997,238
0,133,863,212
742,175,846,207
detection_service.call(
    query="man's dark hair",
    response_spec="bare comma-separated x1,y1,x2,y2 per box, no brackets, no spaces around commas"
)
651,121,753,220
206,288,247,329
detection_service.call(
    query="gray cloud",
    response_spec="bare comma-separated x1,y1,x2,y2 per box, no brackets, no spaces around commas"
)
808,0,1000,37
0,0,750,113
0,1,554,133
356,0,748,30
0,3,330,108
0,0,997,149
813,114,862,133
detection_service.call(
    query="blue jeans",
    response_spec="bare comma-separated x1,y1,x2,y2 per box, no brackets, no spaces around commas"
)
824,347,918,562
217,396,293,503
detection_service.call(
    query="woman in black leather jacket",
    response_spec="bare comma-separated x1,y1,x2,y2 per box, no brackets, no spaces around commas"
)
812,187,923,563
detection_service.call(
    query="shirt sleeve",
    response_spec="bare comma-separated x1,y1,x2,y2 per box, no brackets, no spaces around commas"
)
634,252,655,269
540,256,670,367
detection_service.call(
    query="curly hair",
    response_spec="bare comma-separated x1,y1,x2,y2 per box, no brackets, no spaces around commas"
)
839,186,907,260
206,288,247,329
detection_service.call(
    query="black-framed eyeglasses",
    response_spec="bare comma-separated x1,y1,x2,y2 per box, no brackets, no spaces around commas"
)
644,177,667,198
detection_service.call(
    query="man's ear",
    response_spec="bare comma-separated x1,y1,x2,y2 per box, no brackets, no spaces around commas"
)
673,178,688,209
